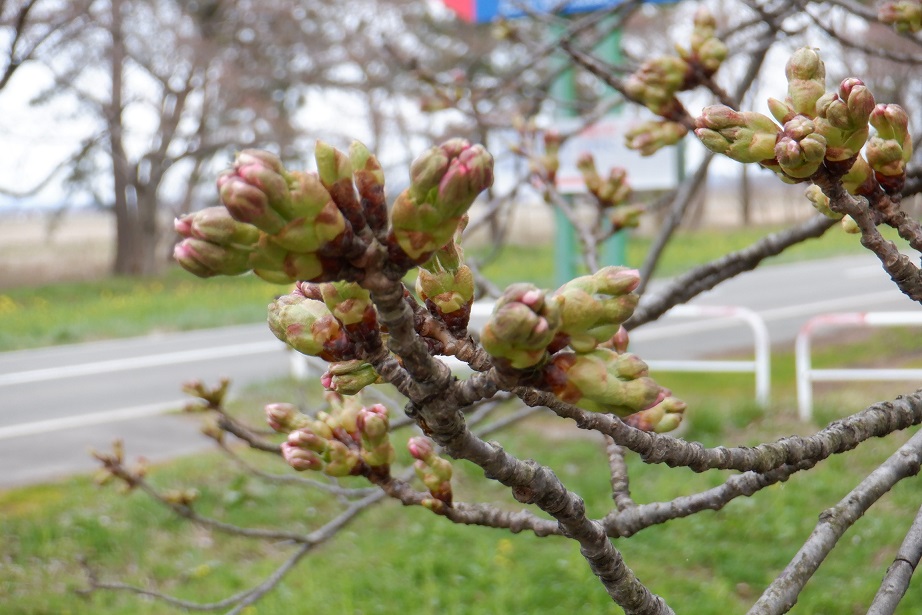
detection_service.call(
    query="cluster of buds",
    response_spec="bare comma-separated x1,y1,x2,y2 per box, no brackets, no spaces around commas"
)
772,116,827,179
624,8,726,118
624,55,691,118
879,1,922,32
695,47,911,200
574,155,644,232
408,437,453,510
576,154,631,207
274,396,394,477
176,138,493,285
622,395,687,433
174,206,260,277
544,348,666,418
415,224,475,338
215,148,362,283
867,104,913,194
677,8,729,77
480,268,683,432
554,268,640,353
624,120,689,157
389,139,494,266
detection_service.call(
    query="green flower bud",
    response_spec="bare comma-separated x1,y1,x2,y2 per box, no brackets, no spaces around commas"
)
841,215,860,234
623,396,686,433
316,140,366,232
173,238,251,277
553,267,640,353
319,281,374,326
841,155,877,196
349,141,388,233
217,172,288,234
408,436,453,505
775,117,827,179
321,360,381,395
625,120,688,157
695,106,781,163
233,149,295,220
624,55,689,115
357,404,394,469
481,284,562,370
814,78,875,162
267,292,358,361
416,264,475,324
785,48,826,117
323,440,363,477
544,349,664,416
767,97,796,125
390,140,494,264
804,184,841,219
879,1,922,32
180,206,260,247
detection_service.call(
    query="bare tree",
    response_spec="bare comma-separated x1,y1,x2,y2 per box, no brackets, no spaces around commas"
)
69,1,922,613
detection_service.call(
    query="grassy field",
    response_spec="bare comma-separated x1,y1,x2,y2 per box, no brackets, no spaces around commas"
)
2,328,922,614
0,222,880,352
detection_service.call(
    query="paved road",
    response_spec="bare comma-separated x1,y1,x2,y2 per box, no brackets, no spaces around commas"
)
1,252,919,489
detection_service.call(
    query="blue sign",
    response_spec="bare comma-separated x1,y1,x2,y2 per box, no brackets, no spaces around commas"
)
444,0,676,23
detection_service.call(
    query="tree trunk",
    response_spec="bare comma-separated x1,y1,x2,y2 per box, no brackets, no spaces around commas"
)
108,0,137,276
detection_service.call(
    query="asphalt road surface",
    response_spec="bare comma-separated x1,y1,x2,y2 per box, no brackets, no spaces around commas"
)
1,252,919,489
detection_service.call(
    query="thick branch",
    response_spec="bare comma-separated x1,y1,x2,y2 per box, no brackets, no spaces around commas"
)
516,388,922,474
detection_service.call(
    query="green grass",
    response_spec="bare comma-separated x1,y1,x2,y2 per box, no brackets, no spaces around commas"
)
0,268,290,351
0,222,884,352
3,330,922,614
472,221,880,289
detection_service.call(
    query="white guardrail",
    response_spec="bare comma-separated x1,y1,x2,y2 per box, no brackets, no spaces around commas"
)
795,312,922,422
643,304,771,408
293,301,771,408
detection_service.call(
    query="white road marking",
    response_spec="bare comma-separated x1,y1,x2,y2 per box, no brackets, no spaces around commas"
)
633,290,906,341
0,399,188,440
0,341,283,387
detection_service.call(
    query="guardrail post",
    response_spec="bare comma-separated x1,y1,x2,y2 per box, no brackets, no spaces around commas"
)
795,312,922,422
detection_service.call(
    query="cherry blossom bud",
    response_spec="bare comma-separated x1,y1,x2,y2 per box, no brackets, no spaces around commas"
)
349,141,388,233
695,106,781,163
481,284,562,370
321,360,381,395
544,349,665,416
774,117,827,179
784,47,826,117
553,267,641,353
804,185,840,219
357,404,394,469
625,120,688,157
267,292,358,361
174,238,251,277
316,140,366,232
623,396,687,433
879,1,922,32
408,436,453,505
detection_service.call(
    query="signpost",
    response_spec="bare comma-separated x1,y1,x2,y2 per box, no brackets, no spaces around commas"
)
443,0,681,284
444,0,675,23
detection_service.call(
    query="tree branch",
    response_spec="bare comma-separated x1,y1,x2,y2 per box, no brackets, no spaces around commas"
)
866,502,922,615
748,429,922,615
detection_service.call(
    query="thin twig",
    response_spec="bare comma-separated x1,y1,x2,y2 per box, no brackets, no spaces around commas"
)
867,502,922,615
